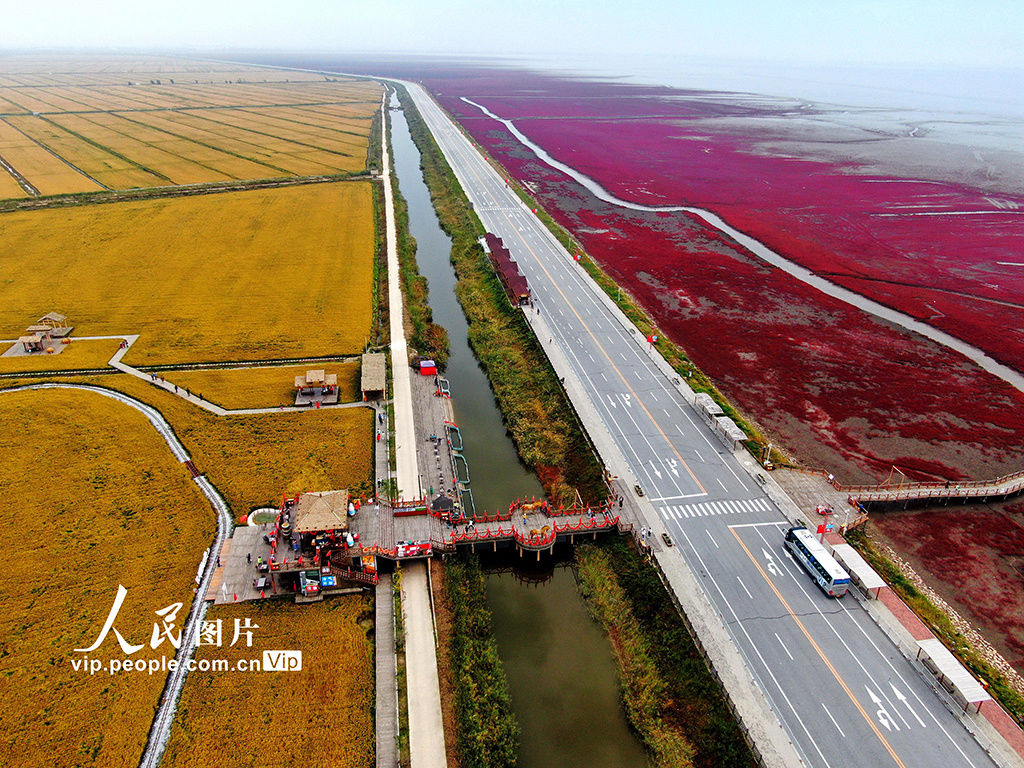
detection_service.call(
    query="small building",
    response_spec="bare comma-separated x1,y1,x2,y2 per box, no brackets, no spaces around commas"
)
37,312,72,338
482,233,531,306
294,490,350,536
294,369,339,406
361,352,386,401
18,334,45,353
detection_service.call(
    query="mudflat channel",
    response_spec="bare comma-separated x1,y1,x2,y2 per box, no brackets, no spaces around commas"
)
389,94,648,767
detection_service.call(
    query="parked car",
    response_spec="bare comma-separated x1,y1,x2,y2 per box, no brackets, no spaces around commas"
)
634,484,645,497
662,532,674,547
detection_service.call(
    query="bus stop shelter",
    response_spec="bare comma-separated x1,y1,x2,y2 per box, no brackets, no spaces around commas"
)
830,543,886,598
916,638,991,713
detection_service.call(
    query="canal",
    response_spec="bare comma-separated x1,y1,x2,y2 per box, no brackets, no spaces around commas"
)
388,92,650,767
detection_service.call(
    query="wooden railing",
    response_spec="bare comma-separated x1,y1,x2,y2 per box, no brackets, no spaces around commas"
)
329,565,379,586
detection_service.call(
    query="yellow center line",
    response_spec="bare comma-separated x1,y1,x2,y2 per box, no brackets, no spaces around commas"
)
729,528,907,768
447,130,705,493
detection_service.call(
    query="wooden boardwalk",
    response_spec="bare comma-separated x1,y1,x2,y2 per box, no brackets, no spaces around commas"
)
375,574,398,768
844,467,1024,508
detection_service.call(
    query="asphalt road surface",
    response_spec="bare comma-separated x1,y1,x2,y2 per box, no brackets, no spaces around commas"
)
404,82,997,768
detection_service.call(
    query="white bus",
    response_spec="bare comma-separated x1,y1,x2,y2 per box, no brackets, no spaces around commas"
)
785,526,850,597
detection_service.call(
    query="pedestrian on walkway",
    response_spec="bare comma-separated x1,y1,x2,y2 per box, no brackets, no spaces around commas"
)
247,552,252,564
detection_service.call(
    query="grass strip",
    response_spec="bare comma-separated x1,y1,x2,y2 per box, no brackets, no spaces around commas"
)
575,538,758,768
443,553,519,768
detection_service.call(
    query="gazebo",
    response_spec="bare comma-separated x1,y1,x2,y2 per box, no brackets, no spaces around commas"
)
361,352,385,401
294,369,339,405
17,334,45,353
294,490,350,536
37,312,72,338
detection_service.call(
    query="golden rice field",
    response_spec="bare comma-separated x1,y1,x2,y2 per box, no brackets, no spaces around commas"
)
0,338,121,374
89,373,371,510
0,373,375,516
0,182,375,365
0,56,381,196
0,387,214,768
0,118,102,195
161,598,375,768
168,361,362,409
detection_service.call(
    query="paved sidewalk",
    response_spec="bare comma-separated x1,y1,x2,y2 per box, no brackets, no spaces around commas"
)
382,96,420,497
401,561,447,768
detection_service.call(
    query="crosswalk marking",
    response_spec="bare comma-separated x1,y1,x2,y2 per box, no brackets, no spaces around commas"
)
659,497,772,520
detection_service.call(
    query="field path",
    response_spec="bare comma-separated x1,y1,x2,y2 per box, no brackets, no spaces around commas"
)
0,382,232,768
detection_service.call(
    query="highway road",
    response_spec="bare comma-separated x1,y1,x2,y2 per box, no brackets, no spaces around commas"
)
403,82,997,768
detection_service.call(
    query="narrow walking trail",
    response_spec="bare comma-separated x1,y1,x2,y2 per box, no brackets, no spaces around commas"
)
0,383,231,768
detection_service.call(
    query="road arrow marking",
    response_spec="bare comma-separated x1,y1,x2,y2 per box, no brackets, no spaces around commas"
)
890,682,926,727
866,685,900,731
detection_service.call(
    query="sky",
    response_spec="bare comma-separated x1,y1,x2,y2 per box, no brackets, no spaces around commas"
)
2,0,1023,70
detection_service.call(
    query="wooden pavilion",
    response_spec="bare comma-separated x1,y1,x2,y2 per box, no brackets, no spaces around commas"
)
294,369,339,405
361,352,385,401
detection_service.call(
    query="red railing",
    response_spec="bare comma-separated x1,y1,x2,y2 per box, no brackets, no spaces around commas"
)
329,565,379,585
472,510,513,523
444,515,621,548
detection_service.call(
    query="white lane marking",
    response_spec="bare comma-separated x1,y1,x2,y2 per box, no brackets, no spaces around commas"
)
822,704,846,738
694,449,704,462
865,685,900,732
676,529,833,768
706,530,720,549
775,633,795,661
753,527,961,749
649,493,706,502
599,372,607,381
737,578,754,599
675,505,687,519
717,478,727,491
729,521,786,529
660,508,670,520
